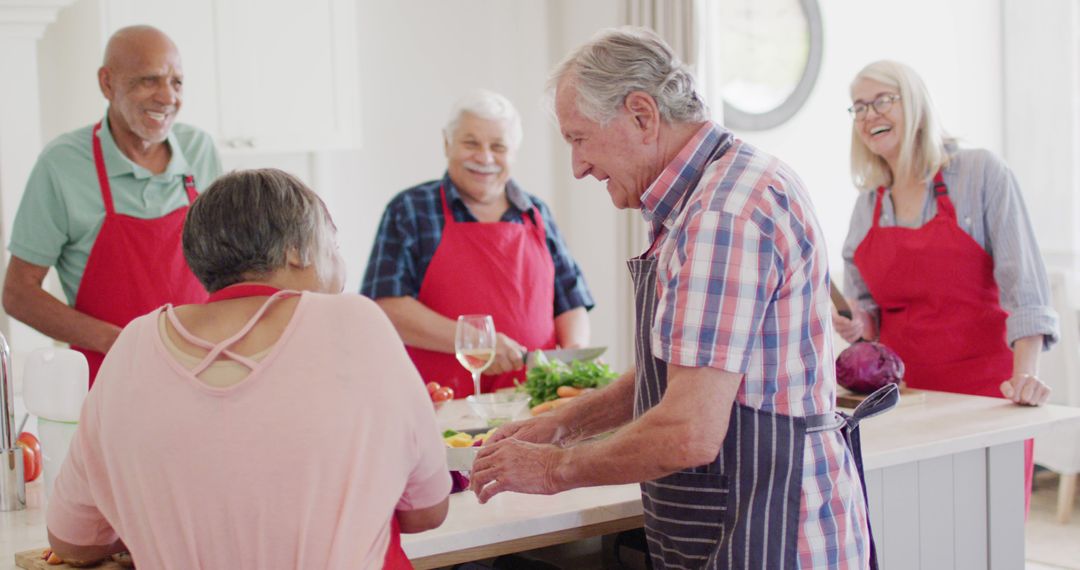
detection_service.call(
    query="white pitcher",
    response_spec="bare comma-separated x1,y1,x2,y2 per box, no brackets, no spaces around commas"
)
22,348,88,500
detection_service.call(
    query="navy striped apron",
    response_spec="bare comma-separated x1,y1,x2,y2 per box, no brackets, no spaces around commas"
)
628,139,898,569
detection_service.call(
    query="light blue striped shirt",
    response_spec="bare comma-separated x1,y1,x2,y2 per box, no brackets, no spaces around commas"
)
842,146,1059,348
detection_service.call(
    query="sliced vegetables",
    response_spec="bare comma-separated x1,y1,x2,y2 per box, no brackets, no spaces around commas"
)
520,359,618,407
442,428,497,448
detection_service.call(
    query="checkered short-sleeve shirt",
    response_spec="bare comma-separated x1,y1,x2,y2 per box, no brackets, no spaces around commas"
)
641,123,871,569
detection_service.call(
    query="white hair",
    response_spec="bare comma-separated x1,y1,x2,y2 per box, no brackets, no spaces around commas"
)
850,60,953,191
443,89,523,149
548,26,708,125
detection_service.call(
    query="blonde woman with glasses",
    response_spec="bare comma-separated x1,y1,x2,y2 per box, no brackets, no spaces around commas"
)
834,60,1059,513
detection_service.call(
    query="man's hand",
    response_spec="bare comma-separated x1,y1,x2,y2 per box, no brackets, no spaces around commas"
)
469,438,568,503
485,332,525,375
1000,373,1051,406
3,256,122,353
485,413,568,447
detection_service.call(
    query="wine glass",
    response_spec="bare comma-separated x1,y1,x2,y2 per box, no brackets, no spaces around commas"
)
455,314,496,397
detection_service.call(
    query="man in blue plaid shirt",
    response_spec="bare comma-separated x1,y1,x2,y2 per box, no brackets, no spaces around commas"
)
360,90,593,397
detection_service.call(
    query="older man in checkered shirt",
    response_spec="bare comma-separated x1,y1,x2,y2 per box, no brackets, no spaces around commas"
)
470,27,896,570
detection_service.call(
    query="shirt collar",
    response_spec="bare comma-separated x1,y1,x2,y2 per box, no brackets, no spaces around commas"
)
442,172,533,215
639,122,731,241
99,111,190,180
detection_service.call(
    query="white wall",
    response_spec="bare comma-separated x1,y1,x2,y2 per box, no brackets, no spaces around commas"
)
1003,0,1080,272
723,0,1006,283
26,0,1063,376
321,0,557,296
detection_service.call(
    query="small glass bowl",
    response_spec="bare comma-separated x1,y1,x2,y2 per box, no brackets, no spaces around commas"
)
465,392,532,427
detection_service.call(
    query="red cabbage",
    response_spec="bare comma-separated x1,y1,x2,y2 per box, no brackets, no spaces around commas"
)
836,341,905,394
450,470,470,493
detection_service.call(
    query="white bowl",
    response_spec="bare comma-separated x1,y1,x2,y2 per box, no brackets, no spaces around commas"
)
465,392,532,427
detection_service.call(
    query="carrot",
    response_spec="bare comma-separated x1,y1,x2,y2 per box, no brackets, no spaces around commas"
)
549,397,575,409
556,386,583,398
531,401,556,415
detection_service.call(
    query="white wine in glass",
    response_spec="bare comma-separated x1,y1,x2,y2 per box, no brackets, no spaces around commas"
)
455,314,496,397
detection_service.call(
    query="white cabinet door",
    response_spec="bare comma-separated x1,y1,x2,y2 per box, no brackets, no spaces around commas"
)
103,0,359,153
101,0,222,142
213,0,358,152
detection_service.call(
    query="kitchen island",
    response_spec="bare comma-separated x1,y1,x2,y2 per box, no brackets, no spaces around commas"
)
5,390,1080,569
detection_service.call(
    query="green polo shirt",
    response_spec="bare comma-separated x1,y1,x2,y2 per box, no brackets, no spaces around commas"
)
8,113,222,305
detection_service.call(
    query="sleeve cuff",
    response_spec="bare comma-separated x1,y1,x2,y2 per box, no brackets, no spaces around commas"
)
7,243,58,268
361,283,418,300
554,298,595,316
652,333,750,373
46,495,118,547
1006,307,1061,350
396,468,451,511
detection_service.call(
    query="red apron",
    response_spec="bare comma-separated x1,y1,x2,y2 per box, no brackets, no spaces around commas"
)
406,185,557,397
72,121,209,387
383,516,412,570
854,170,1033,511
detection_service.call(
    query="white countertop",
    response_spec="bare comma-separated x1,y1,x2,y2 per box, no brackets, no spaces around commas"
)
5,389,1080,568
855,389,1080,469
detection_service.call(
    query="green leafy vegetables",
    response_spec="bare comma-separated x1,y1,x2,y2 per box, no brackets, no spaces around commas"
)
520,359,619,406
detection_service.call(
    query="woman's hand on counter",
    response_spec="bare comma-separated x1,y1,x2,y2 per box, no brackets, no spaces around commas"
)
1000,373,1051,406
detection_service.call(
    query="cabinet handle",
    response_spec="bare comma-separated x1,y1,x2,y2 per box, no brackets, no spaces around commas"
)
220,137,256,149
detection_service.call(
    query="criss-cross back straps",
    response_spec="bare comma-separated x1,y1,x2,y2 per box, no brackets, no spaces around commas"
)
164,291,297,376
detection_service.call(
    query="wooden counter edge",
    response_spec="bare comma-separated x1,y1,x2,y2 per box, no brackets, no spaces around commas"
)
409,514,645,570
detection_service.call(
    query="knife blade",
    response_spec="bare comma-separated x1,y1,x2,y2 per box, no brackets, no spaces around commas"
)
524,346,607,368
829,282,853,320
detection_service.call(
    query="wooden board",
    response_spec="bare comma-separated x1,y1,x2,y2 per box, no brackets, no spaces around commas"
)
836,386,926,409
16,549,128,569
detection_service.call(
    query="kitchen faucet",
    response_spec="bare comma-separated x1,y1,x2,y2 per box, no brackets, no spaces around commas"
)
0,329,25,511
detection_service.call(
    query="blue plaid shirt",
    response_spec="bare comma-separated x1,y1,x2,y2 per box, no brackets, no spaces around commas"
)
361,174,594,316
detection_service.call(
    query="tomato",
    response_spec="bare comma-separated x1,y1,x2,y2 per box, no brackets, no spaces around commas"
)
16,431,43,483
432,386,454,402
426,381,440,395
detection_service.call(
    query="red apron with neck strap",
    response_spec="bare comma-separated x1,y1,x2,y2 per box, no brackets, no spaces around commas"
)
853,170,1033,511
406,185,557,397
853,170,1013,395
72,121,209,387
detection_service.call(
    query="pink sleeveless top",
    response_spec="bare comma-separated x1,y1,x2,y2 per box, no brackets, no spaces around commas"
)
47,292,450,569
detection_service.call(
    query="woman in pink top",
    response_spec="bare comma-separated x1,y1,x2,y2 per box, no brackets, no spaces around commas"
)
45,169,451,569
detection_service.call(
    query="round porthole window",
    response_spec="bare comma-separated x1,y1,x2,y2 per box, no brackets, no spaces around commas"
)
714,0,823,131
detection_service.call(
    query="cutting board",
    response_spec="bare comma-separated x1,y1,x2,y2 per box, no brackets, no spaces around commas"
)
836,386,925,409
15,549,130,569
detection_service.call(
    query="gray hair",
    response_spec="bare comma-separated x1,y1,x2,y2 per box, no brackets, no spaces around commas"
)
183,169,335,292
443,89,523,149
549,26,708,125
850,60,952,191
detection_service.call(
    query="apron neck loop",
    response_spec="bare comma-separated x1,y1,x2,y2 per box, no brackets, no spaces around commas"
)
206,284,283,303
931,170,947,197
641,134,734,258
438,184,455,225
183,175,198,203
91,121,117,216
930,169,957,221
871,187,886,228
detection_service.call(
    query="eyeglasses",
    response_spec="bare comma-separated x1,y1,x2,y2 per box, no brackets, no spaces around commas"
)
848,94,901,120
